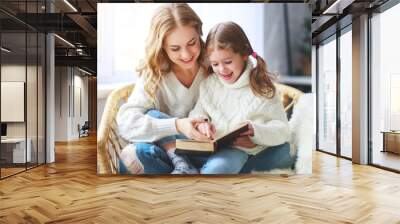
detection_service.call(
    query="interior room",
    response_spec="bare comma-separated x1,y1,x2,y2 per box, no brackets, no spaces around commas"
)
0,0,399,223
0,22,46,178
370,6,400,171
314,0,400,172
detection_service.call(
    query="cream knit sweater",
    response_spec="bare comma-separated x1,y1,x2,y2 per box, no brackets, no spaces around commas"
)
117,68,206,143
189,60,290,155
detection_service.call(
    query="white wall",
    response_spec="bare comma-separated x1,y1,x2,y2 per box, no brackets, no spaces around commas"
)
190,3,265,58
55,67,68,141
55,67,89,141
74,74,89,122
72,73,89,138
1,65,26,144
1,65,35,137
1,63,46,163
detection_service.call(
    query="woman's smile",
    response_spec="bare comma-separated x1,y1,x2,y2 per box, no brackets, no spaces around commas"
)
163,25,201,71
181,56,194,64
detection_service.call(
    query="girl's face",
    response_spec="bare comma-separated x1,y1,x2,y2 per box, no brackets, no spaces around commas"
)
209,48,247,84
163,25,201,71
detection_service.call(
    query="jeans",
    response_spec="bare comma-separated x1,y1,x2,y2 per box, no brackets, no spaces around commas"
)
200,147,248,174
239,142,295,173
136,143,248,174
131,109,295,174
134,109,186,174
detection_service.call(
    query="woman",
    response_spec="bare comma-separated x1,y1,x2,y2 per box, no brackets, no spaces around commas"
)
117,3,210,174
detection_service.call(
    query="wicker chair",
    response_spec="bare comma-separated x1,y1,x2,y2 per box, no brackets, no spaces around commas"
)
97,83,304,174
97,84,133,174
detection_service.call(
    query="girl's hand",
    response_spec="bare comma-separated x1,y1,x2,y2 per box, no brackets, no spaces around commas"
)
196,121,216,140
176,118,210,141
233,122,256,148
233,136,257,148
235,122,254,137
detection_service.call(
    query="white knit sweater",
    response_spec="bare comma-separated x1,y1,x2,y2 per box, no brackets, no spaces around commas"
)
189,60,290,155
117,68,206,142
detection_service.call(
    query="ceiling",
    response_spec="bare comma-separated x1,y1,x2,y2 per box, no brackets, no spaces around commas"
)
311,0,389,43
0,0,99,74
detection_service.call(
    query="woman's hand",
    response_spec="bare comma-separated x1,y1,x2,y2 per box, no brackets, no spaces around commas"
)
175,118,210,141
196,121,216,140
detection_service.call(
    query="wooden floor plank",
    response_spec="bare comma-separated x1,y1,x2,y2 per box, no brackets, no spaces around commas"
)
0,135,400,223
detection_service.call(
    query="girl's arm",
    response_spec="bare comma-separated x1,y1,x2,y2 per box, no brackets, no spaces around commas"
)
116,77,178,143
249,97,290,147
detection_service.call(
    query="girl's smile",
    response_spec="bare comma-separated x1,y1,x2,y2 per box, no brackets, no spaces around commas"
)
208,47,247,84
219,72,234,81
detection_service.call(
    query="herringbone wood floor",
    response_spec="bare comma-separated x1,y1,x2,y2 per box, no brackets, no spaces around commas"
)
1,135,400,224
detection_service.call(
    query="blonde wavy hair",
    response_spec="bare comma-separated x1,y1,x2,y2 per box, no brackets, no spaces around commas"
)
136,3,207,100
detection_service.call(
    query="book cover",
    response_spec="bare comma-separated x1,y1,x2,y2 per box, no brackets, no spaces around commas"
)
175,123,249,155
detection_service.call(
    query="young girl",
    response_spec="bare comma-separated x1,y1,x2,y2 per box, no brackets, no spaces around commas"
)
189,21,291,174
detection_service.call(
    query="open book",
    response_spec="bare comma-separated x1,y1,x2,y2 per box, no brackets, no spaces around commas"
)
175,123,249,155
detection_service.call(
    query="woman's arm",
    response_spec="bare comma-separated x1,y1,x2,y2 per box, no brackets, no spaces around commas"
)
116,78,177,143
117,77,209,142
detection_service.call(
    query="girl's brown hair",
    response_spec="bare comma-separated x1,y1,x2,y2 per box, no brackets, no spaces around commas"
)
136,3,207,100
205,21,276,99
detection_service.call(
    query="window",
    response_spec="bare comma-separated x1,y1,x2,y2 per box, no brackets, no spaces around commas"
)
370,2,400,171
317,35,337,155
0,2,46,179
339,28,352,158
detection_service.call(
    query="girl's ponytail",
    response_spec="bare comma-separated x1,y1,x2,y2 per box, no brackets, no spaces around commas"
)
249,54,276,99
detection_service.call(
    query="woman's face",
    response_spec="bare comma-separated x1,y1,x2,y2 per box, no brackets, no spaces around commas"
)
163,25,201,71
208,48,247,84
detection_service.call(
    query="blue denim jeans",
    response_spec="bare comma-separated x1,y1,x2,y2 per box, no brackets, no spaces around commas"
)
130,109,295,174
133,109,186,174
239,142,295,173
136,143,248,174
200,147,248,174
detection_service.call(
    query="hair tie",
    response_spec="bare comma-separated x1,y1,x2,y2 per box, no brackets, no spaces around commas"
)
248,52,258,68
